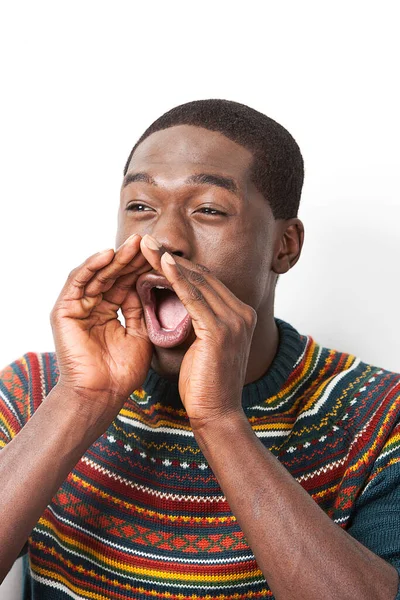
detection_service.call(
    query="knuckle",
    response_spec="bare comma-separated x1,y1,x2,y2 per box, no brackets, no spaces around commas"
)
195,263,211,273
187,270,207,287
117,263,135,277
122,305,141,317
108,256,125,272
116,270,137,286
173,268,186,284
50,306,61,324
187,284,204,303
67,267,78,280
245,307,258,328
230,317,245,337
96,272,113,285
114,278,134,291
215,321,229,340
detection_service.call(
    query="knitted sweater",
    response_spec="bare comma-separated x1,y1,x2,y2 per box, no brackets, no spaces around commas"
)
1,318,400,600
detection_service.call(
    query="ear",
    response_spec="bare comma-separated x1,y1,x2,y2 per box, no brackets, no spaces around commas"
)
271,218,305,275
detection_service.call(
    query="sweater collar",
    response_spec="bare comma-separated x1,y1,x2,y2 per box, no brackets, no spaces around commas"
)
139,318,305,409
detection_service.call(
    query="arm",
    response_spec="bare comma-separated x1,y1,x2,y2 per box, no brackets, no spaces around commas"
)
0,384,109,583
194,412,399,600
139,237,400,600
0,233,154,581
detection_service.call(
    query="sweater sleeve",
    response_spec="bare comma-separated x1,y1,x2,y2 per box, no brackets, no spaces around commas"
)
0,354,38,559
347,418,400,599
0,354,31,448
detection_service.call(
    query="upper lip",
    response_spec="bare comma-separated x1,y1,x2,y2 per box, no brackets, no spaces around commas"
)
136,272,174,300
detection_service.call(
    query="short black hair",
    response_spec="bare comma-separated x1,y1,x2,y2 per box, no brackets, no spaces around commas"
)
124,99,304,220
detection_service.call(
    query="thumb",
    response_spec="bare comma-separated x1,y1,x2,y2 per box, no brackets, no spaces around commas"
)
121,288,148,336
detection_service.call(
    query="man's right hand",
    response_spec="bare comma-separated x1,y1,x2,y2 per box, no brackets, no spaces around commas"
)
50,233,153,420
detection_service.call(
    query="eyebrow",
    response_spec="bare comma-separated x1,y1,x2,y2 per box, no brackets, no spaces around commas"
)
122,171,240,196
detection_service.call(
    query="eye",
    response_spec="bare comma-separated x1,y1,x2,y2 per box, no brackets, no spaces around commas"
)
126,203,153,212
196,207,227,216
125,203,227,216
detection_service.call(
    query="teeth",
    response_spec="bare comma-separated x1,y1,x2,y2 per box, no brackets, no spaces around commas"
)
155,285,166,289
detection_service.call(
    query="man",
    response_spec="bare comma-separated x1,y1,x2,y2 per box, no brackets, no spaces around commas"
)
0,99,399,599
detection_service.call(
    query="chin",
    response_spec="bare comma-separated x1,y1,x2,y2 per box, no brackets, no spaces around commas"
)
151,328,196,379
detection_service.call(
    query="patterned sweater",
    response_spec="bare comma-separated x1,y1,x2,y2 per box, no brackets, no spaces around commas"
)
1,318,400,599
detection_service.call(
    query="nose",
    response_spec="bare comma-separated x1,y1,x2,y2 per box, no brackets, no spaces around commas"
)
144,208,192,259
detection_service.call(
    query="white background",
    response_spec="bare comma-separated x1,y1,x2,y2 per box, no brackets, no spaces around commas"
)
0,1,399,596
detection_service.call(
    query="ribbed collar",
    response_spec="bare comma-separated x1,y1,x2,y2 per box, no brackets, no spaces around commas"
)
141,318,305,410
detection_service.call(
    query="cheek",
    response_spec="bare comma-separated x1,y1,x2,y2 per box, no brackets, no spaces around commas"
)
208,252,266,309
116,212,146,246
220,235,273,308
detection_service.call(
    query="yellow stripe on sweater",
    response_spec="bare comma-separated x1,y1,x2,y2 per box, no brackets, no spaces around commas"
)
32,538,262,583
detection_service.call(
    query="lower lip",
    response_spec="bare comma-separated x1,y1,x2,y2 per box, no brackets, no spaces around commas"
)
142,291,193,348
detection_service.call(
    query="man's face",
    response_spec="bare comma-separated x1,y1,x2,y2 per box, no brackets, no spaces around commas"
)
117,125,281,371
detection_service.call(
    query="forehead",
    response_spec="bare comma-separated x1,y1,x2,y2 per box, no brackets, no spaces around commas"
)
126,125,254,181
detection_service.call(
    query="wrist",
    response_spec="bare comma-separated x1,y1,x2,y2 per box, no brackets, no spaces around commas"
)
190,408,252,451
46,383,117,438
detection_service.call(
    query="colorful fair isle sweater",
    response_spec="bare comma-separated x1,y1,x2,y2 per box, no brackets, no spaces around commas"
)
1,318,400,600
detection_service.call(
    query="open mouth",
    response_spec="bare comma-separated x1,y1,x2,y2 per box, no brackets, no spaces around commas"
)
136,274,193,348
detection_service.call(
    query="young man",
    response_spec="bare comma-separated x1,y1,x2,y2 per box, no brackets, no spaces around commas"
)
0,99,399,599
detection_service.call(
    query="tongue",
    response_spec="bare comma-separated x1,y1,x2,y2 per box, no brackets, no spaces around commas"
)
156,290,188,330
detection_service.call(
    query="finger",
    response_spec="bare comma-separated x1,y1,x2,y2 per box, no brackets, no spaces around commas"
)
140,234,211,280
139,235,169,271
58,248,115,302
161,254,257,340
141,234,249,316
121,287,149,338
66,272,139,324
102,270,139,307
114,251,149,277
159,252,218,331
85,233,145,297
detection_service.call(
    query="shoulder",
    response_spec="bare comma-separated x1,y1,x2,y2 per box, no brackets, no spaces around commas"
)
293,330,400,432
22,351,60,400
296,330,400,407
299,332,400,452
0,352,59,441
1,351,59,392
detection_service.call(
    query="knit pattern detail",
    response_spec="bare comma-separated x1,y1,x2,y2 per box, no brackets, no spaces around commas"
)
1,319,400,599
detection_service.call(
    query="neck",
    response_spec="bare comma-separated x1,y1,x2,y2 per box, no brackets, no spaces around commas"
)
244,311,279,384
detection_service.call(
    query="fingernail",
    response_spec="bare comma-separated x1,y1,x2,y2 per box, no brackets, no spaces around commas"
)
98,248,113,255
143,235,162,251
162,252,176,265
123,233,139,245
